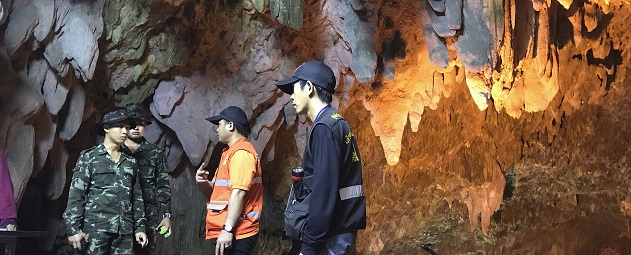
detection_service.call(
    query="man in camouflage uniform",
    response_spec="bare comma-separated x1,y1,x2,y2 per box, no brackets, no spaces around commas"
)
64,109,148,255
122,104,173,255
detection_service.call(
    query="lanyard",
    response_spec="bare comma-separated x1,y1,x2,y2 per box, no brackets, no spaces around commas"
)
313,105,330,124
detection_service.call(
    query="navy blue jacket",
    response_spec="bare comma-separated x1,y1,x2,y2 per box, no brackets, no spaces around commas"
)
300,107,366,254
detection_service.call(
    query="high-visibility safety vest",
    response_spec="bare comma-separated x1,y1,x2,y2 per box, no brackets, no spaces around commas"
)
206,138,263,240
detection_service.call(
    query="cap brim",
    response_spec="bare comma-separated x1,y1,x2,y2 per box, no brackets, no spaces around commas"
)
102,117,137,126
275,76,299,94
205,115,222,124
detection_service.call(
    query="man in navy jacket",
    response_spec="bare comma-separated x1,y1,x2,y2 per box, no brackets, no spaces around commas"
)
276,60,366,255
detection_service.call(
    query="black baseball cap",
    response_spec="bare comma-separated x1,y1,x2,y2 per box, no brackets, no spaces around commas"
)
275,60,336,94
125,104,152,124
205,106,250,132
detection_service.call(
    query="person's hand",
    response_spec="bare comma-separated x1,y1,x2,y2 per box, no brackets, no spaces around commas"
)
157,218,172,237
195,163,209,183
5,224,16,231
215,230,233,255
135,232,148,247
68,232,88,250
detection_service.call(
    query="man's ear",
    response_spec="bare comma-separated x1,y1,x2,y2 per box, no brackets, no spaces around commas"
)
306,80,316,97
226,122,235,132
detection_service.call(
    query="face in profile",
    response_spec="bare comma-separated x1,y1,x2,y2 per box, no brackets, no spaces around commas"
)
290,81,311,115
217,119,232,144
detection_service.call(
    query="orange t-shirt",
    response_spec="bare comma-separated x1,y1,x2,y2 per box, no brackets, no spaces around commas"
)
229,150,256,191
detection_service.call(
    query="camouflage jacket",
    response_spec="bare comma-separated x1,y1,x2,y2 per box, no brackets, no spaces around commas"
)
122,139,171,229
63,144,146,235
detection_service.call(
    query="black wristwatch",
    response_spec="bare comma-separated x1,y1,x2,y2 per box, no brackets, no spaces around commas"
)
163,213,172,219
222,224,234,233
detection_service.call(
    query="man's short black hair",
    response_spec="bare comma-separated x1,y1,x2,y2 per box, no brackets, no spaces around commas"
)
299,80,332,104
234,124,251,138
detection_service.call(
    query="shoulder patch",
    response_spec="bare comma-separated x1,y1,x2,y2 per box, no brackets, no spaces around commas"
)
331,113,342,119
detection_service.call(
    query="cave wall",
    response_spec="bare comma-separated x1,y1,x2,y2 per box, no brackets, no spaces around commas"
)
1,0,630,254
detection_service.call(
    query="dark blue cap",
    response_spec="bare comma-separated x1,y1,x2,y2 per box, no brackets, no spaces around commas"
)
205,106,250,132
275,60,336,94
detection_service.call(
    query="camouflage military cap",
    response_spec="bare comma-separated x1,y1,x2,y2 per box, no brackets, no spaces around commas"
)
96,110,135,135
125,104,152,124
102,109,136,125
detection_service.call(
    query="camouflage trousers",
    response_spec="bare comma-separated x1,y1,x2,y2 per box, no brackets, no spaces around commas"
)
74,232,133,255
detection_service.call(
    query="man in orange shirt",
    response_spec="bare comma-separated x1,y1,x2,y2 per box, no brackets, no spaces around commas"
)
195,106,263,255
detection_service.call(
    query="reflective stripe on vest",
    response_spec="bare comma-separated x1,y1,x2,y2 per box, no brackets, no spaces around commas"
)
214,179,231,187
207,200,229,211
214,177,261,187
339,185,364,200
239,211,261,220
247,211,261,219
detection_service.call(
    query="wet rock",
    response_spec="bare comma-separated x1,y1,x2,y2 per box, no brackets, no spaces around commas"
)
18,58,47,96
430,71,444,110
33,0,54,42
58,84,85,141
251,95,290,162
46,138,67,200
409,95,424,133
446,0,462,29
381,30,406,82
43,68,73,115
4,2,37,55
5,122,35,202
420,4,449,68
44,1,104,82
427,0,446,12
270,0,303,30
465,72,491,110
2,81,43,122
0,0,5,25
153,80,185,117
339,0,377,84
109,63,136,91
164,142,184,173
453,0,502,73
424,1,456,37
33,109,56,174
44,36,71,77
443,67,457,98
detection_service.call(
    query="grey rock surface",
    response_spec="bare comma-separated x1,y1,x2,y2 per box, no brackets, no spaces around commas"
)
47,138,67,200
33,108,56,174
57,84,85,141
5,122,35,202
